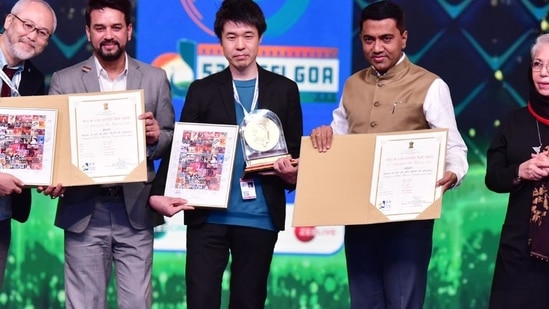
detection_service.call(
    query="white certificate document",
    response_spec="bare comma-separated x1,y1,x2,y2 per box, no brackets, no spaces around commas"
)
164,122,239,208
68,91,145,183
370,130,447,221
0,108,57,186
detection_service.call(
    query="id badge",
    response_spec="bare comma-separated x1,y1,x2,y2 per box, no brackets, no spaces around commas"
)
240,178,257,200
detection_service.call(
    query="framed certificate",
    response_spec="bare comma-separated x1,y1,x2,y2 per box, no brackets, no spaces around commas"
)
0,107,57,186
164,122,239,208
68,91,146,184
370,130,447,221
0,90,147,186
293,128,448,227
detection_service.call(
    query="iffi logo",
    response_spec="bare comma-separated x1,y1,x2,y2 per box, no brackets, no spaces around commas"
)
151,41,196,99
180,0,310,37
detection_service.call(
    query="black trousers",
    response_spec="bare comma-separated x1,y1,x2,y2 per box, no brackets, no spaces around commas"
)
0,219,11,288
185,223,278,309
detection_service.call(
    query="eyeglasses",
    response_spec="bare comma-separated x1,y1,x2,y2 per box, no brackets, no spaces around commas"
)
11,14,51,40
532,60,549,72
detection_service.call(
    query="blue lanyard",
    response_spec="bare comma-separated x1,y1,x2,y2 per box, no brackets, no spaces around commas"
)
232,77,259,118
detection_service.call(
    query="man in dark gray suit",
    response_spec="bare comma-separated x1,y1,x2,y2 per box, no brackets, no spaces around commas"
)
39,0,173,308
0,0,57,288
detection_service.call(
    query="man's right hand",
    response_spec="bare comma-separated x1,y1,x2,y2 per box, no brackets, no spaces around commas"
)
310,125,333,152
36,184,65,199
0,172,25,196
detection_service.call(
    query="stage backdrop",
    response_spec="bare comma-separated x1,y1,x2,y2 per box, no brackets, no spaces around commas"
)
1,0,547,308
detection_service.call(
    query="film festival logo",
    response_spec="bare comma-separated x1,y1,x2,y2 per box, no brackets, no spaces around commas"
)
151,0,340,103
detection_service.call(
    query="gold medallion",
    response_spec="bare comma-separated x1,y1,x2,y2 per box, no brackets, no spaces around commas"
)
243,118,280,152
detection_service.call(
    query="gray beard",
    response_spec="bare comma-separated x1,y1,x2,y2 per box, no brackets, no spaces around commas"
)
8,40,35,63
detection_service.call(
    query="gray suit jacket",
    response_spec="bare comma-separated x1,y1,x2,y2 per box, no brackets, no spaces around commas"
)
48,55,174,232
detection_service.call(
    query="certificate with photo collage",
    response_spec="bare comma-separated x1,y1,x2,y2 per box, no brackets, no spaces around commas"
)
0,107,57,185
164,122,239,208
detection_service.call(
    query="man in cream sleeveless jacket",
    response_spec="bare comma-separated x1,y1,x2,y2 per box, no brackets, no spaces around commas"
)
311,1,468,309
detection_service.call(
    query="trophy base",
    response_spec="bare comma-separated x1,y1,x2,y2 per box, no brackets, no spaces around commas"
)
243,154,298,177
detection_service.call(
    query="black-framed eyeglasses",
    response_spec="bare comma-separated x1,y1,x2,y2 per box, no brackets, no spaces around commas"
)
532,60,549,72
11,14,51,40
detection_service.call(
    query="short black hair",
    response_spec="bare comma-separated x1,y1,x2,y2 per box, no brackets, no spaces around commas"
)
360,1,406,34
85,0,132,27
213,0,267,39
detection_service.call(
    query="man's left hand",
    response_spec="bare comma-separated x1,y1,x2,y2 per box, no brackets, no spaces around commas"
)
271,157,299,185
149,195,194,217
437,171,458,193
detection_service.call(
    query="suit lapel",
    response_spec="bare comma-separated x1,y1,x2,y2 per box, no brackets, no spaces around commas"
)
257,66,273,110
126,57,142,90
219,69,237,123
81,57,101,92
78,56,140,92
18,61,43,95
